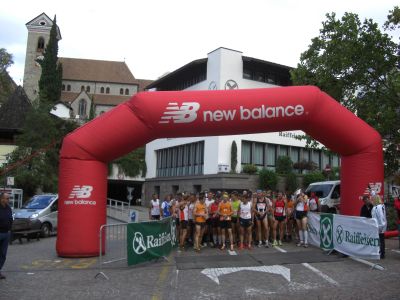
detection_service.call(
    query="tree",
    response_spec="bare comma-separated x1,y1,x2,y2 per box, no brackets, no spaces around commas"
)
230,141,237,173
111,147,147,178
259,168,278,190
0,48,14,104
276,156,293,174
291,10,400,176
38,15,62,107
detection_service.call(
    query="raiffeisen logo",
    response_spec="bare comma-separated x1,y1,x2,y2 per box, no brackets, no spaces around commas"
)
65,185,96,206
159,102,200,124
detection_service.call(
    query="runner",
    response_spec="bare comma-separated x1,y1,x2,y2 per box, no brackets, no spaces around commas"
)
253,190,270,248
308,192,320,212
239,192,253,250
285,193,296,242
203,191,215,247
149,194,161,220
230,191,241,245
187,194,196,246
218,193,234,251
209,196,221,248
178,194,189,250
193,192,208,252
160,194,172,218
272,192,286,246
295,192,309,247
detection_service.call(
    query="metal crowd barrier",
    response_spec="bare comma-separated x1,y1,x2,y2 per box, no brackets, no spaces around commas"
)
95,222,128,280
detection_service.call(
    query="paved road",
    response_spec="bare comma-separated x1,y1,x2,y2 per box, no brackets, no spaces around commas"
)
1,223,400,299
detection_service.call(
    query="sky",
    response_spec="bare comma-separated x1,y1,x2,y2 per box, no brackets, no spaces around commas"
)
1,0,399,85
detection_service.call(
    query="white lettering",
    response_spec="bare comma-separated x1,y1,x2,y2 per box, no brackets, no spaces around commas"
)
295,105,304,116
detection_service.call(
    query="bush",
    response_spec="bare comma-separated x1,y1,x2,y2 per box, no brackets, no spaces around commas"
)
259,168,278,190
303,171,325,187
276,156,293,174
242,164,258,174
286,172,298,194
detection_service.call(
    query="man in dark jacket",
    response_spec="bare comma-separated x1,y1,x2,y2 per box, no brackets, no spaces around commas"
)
360,195,372,218
0,192,13,279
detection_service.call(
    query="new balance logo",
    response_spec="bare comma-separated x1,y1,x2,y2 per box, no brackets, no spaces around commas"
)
159,102,200,124
69,185,93,199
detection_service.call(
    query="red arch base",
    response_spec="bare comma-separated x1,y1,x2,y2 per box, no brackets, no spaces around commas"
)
56,86,383,257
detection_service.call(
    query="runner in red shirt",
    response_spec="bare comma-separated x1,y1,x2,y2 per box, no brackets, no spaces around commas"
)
273,192,286,246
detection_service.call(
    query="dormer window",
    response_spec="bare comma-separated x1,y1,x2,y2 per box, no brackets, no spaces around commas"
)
39,21,46,26
37,37,45,52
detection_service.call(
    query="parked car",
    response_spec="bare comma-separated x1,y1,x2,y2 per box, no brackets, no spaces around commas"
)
305,180,340,213
13,194,58,237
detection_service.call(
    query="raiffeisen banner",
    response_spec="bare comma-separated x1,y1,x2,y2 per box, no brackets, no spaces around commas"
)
307,212,380,260
127,217,177,266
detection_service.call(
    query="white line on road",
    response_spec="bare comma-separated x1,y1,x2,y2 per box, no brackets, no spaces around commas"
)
302,263,339,286
391,249,400,254
274,246,287,253
228,250,237,255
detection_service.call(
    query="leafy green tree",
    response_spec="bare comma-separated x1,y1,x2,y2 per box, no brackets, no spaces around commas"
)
303,172,326,188
259,168,278,190
286,172,298,194
276,156,293,174
291,10,400,176
230,141,237,173
242,164,258,174
38,16,62,107
111,147,147,178
0,48,14,104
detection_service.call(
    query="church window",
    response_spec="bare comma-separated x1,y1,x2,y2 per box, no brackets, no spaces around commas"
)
67,85,71,91
106,87,110,94
125,88,129,95
86,86,90,93
37,37,45,51
120,88,123,95
78,99,87,117
62,84,65,91
100,87,105,93
81,85,85,92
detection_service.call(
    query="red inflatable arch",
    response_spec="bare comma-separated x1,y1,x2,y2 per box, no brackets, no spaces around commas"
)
56,86,383,257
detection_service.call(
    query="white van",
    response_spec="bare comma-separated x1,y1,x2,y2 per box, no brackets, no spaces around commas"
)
305,180,340,213
13,194,58,237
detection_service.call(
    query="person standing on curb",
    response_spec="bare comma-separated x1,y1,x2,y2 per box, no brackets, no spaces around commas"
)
360,194,373,218
149,194,161,220
371,195,387,259
0,192,13,280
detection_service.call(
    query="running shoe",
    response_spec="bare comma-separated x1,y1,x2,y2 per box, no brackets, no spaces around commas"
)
265,240,270,248
303,243,309,248
272,240,278,246
278,240,282,246
220,244,226,250
257,241,262,248
296,241,303,247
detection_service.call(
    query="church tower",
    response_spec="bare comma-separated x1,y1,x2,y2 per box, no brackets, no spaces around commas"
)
23,13,61,101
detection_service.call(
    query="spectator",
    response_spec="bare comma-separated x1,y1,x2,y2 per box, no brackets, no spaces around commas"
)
360,195,372,218
0,192,12,280
395,196,400,249
371,195,387,259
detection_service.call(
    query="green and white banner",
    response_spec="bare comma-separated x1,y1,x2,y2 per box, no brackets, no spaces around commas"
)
307,213,380,260
127,217,177,266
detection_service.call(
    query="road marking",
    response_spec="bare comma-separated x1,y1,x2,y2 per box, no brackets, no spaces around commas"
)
151,256,172,300
228,250,237,255
274,246,287,253
349,257,385,271
301,263,338,286
391,249,400,254
201,265,290,285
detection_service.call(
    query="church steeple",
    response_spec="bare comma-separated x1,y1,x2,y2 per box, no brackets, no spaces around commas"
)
23,13,61,101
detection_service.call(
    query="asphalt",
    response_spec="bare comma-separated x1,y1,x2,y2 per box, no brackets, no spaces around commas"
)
1,218,400,300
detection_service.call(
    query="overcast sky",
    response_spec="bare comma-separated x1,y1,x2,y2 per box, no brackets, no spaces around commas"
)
1,0,398,85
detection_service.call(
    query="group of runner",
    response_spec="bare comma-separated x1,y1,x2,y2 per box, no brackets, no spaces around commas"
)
149,189,320,252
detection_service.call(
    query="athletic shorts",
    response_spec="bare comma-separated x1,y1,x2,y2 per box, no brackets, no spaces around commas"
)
180,220,188,229
211,218,219,228
195,222,206,228
295,211,308,220
231,217,238,224
151,215,160,220
239,218,252,228
256,213,267,221
219,220,232,229
274,215,286,222
206,218,212,225
175,218,180,226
